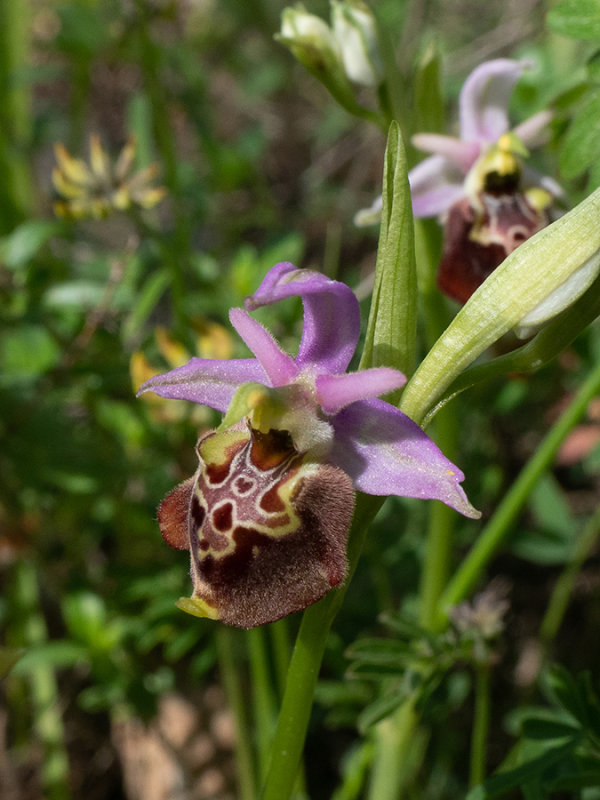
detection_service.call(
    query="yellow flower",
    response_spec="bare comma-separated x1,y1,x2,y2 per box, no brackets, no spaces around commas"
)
52,134,166,219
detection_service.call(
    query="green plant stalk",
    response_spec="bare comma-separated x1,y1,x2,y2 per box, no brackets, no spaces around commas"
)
248,626,278,783
470,663,491,788
216,628,256,800
436,358,600,629
366,700,418,800
419,406,458,628
134,0,188,331
414,215,457,630
260,495,383,800
0,0,34,227
12,560,70,800
539,502,600,650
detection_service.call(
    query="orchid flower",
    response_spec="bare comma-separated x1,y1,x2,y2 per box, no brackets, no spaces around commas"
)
408,58,558,218
139,262,478,628
410,59,563,304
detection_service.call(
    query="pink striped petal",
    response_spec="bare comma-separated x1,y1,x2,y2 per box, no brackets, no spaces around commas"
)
411,133,480,172
229,308,298,387
246,262,361,375
408,155,465,218
459,59,531,144
315,368,406,414
329,398,480,518
137,358,267,411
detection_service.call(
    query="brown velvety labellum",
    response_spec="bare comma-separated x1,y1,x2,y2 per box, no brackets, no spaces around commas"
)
161,426,355,629
438,190,549,304
157,477,194,550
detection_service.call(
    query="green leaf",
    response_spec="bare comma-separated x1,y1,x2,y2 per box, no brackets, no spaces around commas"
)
544,666,592,727
0,219,62,269
11,640,88,674
357,690,408,732
548,0,600,40
360,121,417,384
122,267,170,342
551,769,600,790
44,281,107,310
413,41,444,135
0,324,61,381
466,740,578,799
401,189,600,426
0,646,24,678
419,270,600,428
521,717,582,740
560,90,600,179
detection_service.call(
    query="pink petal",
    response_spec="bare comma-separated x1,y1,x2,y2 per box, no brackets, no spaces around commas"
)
329,398,480,518
229,308,298,387
315,368,406,414
411,133,480,172
512,109,553,148
245,262,361,375
459,59,531,144
137,358,267,411
408,155,465,218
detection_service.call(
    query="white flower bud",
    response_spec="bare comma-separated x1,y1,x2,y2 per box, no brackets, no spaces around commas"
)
331,1,384,87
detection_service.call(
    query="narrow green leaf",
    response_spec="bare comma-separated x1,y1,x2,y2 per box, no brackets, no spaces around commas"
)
521,717,582,741
122,267,170,342
547,0,600,40
420,269,600,426
357,690,408,732
0,219,63,269
11,640,88,674
413,40,444,135
466,740,578,799
560,90,600,179
402,189,600,427
360,121,417,385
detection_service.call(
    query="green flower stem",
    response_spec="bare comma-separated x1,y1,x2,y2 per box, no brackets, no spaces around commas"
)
366,700,419,800
216,628,257,800
248,626,278,783
270,618,292,698
0,0,34,228
470,664,492,788
436,358,600,629
539,502,600,651
413,217,457,629
12,560,70,800
134,0,188,331
260,494,384,800
419,405,458,628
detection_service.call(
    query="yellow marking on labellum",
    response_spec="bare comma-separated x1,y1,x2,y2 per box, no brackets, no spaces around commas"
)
192,430,321,560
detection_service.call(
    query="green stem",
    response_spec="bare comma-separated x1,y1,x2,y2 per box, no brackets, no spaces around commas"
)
216,628,256,800
418,409,457,628
366,700,419,800
134,0,188,331
470,664,491,788
0,0,34,228
539,503,600,651
11,560,70,800
437,359,600,628
260,495,384,800
248,627,278,783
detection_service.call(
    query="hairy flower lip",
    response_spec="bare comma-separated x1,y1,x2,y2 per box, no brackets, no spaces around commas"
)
139,262,479,518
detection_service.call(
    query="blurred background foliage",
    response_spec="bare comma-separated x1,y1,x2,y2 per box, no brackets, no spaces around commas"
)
1,1,600,799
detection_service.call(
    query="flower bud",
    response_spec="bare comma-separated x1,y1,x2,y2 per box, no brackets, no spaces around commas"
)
277,5,343,79
331,0,384,87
